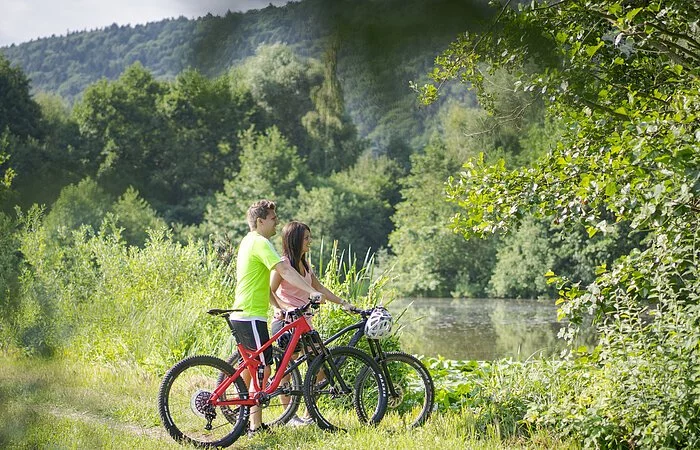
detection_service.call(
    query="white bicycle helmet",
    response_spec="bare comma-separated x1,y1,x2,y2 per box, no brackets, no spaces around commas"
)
364,306,393,339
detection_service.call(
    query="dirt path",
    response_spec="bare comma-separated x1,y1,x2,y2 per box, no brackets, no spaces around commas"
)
48,406,171,442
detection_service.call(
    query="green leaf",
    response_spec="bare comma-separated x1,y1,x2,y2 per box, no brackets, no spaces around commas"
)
586,226,598,238
626,7,643,22
605,181,617,198
585,41,605,57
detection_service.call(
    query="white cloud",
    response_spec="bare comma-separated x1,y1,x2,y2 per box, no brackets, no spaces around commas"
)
0,0,291,47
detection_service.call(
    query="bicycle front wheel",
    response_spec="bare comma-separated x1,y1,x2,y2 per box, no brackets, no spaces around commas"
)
158,355,249,448
356,351,435,428
304,346,387,431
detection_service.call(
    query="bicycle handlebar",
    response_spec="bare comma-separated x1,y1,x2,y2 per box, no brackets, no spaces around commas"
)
346,305,373,318
283,296,322,322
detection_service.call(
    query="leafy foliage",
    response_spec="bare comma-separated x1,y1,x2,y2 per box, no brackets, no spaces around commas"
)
0,54,42,140
110,187,167,247
41,178,112,242
488,216,554,299
0,212,21,350
296,153,401,261
202,126,309,241
1,0,495,152
420,0,700,445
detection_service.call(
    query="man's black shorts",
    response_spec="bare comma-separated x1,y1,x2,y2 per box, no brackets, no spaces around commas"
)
271,319,302,352
229,319,272,365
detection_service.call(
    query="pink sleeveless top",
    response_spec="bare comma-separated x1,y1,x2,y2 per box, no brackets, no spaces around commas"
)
275,257,315,326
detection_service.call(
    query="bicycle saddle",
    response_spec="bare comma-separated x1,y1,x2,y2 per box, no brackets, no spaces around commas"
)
207,308,242,317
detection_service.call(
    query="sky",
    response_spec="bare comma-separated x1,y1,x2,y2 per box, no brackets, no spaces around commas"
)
0,0,292,47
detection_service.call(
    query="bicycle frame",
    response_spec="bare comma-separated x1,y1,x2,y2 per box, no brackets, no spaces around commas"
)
209,312,313,407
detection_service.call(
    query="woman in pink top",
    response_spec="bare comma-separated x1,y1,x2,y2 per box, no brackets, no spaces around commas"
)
270,221,351,319
270,221,351,426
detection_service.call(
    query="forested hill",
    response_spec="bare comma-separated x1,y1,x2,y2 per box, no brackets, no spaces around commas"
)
0,0,493,148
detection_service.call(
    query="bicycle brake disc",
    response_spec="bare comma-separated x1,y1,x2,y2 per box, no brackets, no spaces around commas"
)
190,389,213,418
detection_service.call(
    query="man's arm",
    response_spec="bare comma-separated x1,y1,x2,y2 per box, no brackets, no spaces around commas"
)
274,261,322,299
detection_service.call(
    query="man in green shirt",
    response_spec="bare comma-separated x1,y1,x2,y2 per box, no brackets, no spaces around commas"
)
229,199,321,435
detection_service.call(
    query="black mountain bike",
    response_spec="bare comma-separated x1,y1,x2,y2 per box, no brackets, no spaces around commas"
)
220,304,434,429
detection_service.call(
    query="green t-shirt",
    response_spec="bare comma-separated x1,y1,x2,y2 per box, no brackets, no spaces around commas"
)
231,231,282,319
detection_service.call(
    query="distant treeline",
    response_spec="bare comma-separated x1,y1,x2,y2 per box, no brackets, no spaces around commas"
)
1,0,494,151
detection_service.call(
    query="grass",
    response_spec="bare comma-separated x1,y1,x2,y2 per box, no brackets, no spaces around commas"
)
0,353,579,449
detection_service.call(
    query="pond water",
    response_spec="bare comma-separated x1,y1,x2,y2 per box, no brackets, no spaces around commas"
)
388,297,589,361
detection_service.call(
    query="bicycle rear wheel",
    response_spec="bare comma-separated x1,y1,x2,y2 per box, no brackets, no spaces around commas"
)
158,355,249,447
356,351,434,428
219,346,303,426
304,346,387,431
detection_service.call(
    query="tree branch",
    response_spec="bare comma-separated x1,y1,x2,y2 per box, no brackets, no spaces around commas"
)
648,39,698,68
644,21,700,52
578,97,630,120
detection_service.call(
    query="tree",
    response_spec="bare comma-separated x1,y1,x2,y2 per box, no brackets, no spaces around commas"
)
388,136,498,297
0,54,42,140
488,216,554,299
420,0,700,446
156,69,258,223
296,153,402,262
233,44,321,153
111,187,167,247
42,177,112,242
7,93,84,210
72,63,168,200
0,55,44,201
302,40,364,174
202,126,308,241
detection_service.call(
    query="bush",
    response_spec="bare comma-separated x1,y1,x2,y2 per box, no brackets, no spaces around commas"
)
10,205,234,370
0,211,21,352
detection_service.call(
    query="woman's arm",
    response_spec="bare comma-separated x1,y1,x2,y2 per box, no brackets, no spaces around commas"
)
270,269,286,320
269,288,282,310
311,273,352,310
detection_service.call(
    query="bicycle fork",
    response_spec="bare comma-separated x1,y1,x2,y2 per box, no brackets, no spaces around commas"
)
368,340,400,403
309,333,353,395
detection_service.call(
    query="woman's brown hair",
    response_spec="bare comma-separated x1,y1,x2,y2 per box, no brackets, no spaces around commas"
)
281,221,310,275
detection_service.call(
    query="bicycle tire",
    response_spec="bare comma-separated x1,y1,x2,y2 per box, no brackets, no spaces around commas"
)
356,351,434,428
303,346,387,431
158,355,249,448
219,346,303,426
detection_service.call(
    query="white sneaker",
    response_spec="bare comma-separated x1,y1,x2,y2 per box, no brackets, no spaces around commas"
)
287,415,312,427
